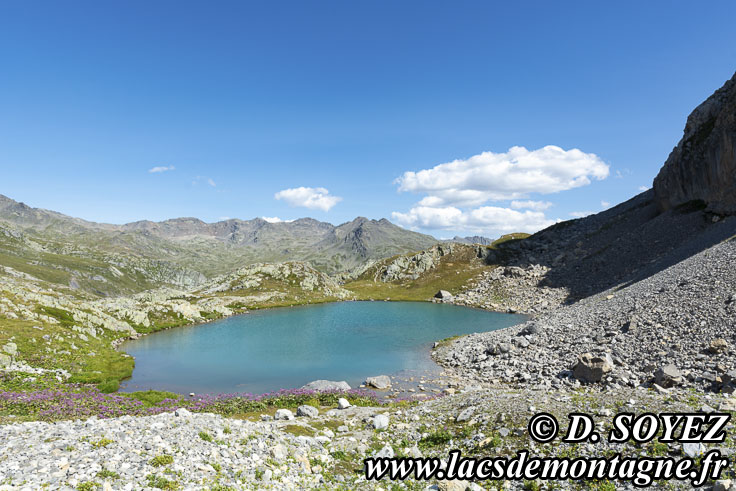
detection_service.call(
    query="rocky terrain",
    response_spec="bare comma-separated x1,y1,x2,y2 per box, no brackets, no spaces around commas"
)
1,71,736,490
654,71,736,214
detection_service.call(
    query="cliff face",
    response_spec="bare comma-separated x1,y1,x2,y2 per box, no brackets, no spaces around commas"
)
653,71,736,213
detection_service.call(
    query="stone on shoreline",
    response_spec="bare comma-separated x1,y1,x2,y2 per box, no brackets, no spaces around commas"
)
301,380,351,391
365,375,391,390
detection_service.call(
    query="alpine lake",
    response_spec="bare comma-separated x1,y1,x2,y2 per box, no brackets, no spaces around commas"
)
121,301,523,395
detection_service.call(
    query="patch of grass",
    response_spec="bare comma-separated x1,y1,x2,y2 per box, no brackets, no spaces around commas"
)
96,468,120,480
199,431,213,442
419,429,453,448
37,306,76,327
146,474,180,490
96,379,120,393
76,483,98,491
128,390,182,406
150,455,174,467
91,438,114,448
283,424,316,437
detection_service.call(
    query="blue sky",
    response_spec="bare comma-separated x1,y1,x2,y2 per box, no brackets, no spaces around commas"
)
1,1,735,239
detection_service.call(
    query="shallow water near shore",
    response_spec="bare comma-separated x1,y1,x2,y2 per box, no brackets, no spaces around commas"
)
120,301,524,394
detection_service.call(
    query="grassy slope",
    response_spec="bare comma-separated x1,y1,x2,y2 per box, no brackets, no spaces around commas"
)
344,234,529,301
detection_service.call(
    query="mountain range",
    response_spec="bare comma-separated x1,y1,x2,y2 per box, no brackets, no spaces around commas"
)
0,194,438,295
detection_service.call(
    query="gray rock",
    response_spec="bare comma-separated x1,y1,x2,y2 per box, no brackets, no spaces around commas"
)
301,380,351,391
456,407,475,423
2,342,18,356
371,414,389,430
572,353,613,383
274,409,294,421
373,444,394,458
435,290,453,300
337,398,350,410
365,375,392,390
296,405,319,418
174,408,192,418
682,442,705,458
654,364,684,388
714,480,732,491
0,353,11,368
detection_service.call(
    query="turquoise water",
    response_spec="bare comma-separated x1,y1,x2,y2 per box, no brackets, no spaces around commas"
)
120,301,523,395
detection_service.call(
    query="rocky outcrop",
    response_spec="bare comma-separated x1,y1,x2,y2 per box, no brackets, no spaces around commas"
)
378,244,454,282
653,71,736,213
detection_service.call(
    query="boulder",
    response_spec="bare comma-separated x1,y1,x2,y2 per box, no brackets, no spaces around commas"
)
2,342,18,356
572,353,613,383
373,444,394,458
365,375,391,390
456,407,475,423
654,364,684,388
296,405,319,418
434,290,453,301
337,398,351,409
274,409,294,421
0,353,11,368
301,380,351,391
371,414,389,430
708,338,729,355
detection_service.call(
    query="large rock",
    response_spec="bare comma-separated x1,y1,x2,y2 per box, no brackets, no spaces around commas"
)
274,409,294,421
653,71,736,214
365,375,391,390
434,290,453,301
572,353,613,383
301,380,351,391
0,353,12,368
654,364,684,388
296,405,319,418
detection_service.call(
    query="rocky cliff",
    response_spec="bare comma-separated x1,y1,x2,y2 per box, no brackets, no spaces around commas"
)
653,71,736,213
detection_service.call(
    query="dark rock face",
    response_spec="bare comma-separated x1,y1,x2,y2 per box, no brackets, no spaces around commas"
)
653,72,736,214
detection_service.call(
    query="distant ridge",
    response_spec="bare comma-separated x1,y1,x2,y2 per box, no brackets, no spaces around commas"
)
0,194,438,277
450,235,495,246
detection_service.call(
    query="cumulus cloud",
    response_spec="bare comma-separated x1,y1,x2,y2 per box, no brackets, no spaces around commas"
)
391,145,609,236
601,200,610,208
396,145,609,206
274,187,342,212
510,200,553,211
149,165,175,173
638,185,651,192
392,206,556,234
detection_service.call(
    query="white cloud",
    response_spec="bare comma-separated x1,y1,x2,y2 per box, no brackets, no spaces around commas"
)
392,205,556,234
638,185,651,192
395,145,609,206
274,187,342,212
192,176,217,187
601,200,610,208
570,211,594,218
510,200,553,211
218,216,231,221
149,165,175,173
